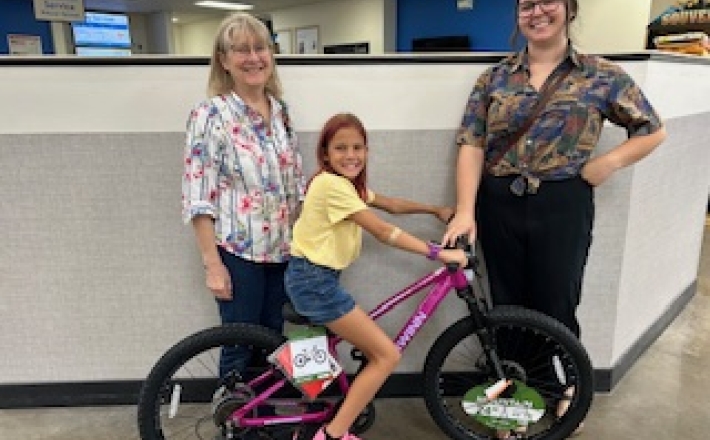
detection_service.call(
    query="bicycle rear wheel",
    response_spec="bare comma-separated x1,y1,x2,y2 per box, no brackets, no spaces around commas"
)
423,306,593,440
137,323,316,440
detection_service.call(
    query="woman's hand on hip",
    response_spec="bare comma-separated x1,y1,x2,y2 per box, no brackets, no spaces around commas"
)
204,262,233,300
441,212,476,247
581,155,617,187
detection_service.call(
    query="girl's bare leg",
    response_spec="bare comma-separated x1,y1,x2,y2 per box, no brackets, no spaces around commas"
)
323,306,401,438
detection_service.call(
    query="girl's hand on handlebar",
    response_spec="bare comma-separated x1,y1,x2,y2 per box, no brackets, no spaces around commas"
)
204,262,232,300
438,248,468,267
442,212,477,247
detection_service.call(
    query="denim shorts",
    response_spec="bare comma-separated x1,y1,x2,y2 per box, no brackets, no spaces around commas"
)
285,257,356,325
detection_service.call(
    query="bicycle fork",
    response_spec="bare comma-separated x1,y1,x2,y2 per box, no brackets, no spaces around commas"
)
458,286,509,384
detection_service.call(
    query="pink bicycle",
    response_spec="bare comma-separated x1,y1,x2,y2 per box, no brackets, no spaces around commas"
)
137,246,593,440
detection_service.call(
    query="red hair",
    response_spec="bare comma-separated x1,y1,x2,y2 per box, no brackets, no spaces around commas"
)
310,113,368,201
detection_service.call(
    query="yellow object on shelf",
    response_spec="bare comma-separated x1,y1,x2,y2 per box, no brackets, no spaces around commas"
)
654,32,710,56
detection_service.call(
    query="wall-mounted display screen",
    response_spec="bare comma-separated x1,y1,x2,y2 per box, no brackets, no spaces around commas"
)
72,12,131,49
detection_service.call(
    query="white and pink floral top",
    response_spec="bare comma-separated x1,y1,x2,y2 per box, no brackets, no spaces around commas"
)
182,92,305,263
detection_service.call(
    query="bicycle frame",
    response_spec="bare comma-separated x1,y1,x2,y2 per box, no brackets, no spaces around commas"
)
142,252,594,440
346,265,470,350
229,264,478,429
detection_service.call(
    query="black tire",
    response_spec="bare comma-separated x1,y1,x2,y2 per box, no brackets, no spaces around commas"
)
423,306,594,440
137,323,291,440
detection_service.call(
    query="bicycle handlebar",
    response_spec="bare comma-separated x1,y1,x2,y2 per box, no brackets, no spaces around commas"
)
443,235,477,272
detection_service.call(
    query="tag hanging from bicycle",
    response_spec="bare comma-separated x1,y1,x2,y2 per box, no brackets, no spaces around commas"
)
268,327,342,399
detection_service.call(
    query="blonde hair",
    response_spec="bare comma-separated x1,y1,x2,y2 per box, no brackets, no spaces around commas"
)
207,13,283,99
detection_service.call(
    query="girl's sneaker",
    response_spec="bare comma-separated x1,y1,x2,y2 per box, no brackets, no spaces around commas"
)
311,427,362,440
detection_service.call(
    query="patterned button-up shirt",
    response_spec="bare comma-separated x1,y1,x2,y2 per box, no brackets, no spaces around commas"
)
182,93,305,263
456,47,663,182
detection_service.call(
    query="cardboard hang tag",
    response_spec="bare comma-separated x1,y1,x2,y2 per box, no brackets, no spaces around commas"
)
268,328,343,400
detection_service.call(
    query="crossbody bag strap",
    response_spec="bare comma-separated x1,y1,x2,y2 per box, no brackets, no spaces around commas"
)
486,65,573,172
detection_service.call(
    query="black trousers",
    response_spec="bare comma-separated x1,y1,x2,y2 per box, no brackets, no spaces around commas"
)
477,174,594,337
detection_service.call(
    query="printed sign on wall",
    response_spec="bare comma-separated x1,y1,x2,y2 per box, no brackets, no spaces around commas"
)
8,35,42,55
33,0,85,22
656,1,710,25
295,26,319,54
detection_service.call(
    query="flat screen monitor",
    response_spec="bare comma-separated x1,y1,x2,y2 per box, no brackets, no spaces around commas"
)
323,42,370,54
412,35,471,52
72,12,132,49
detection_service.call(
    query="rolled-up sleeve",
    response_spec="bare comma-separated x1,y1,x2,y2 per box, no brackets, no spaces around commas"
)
606,68,663,138
456,67,493,148
182,103,220,224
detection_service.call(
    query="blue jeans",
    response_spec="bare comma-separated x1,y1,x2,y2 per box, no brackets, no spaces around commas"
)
217,247,287,378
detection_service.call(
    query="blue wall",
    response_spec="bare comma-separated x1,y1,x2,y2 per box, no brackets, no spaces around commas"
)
1,0,518,55
1,0,55,54
397,0,518,52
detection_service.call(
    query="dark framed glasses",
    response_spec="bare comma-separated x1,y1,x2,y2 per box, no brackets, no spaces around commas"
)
518,0,563,17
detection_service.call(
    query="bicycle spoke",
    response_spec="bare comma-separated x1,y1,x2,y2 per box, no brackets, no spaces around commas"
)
137,324,325,440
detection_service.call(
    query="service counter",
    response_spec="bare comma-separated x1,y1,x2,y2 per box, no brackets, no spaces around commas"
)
0,51,708,406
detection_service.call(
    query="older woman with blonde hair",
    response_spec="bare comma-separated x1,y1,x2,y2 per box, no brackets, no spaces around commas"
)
182,13,304,379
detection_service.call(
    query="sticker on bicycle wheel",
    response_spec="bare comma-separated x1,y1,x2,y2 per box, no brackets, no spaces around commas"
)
461,380,545,430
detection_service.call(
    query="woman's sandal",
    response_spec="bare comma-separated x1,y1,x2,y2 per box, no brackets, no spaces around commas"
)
557,387,585,437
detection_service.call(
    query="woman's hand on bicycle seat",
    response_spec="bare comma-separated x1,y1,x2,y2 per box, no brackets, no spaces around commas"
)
441,211,477,247
438,248,468,268
204,261,233,300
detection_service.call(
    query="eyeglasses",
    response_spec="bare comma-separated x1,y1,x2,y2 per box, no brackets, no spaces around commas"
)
228,43,269,57
518,0,563,17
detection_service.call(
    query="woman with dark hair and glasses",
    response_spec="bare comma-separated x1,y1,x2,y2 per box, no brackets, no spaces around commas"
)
443,0,666,437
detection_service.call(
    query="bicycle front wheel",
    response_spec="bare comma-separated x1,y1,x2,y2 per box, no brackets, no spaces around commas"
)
423,306,594,440
137,323,294,440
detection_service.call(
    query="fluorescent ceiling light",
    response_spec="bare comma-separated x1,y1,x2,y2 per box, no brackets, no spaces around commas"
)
195,1,254,11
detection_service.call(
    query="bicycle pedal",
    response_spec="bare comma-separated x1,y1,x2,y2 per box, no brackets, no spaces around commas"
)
289,424,319,440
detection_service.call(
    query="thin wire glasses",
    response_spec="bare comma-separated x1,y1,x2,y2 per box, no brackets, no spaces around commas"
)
518,0,563,17
228,43,269,57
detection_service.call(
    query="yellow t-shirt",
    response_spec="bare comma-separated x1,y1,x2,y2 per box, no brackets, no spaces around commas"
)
291,172,374,270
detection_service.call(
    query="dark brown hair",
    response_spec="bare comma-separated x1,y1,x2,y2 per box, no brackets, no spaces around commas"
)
312,113,368,201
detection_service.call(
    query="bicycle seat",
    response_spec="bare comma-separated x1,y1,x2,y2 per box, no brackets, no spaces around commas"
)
282,302,311,325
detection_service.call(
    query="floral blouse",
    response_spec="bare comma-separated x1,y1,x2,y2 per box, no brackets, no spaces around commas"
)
457,47,663,189
182,92,305,263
